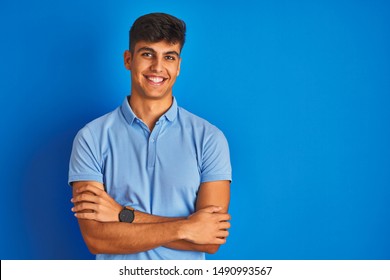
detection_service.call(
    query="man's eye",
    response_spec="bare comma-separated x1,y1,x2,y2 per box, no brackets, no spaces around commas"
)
142,53,152,57
165,56,175,61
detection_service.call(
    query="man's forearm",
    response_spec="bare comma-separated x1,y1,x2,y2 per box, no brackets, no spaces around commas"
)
78,206,229,255
133,210,184,223
133,211,220,253
79,218,187,254
164,240,221,254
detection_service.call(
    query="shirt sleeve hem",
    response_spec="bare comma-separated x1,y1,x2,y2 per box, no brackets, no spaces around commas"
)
68,175,104,186
200,174,232,183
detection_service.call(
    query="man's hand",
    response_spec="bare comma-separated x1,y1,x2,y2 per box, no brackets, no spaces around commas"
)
71,184,122,222
180,206,231,245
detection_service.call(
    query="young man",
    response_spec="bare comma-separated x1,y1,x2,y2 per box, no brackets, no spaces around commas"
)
69,13,232,260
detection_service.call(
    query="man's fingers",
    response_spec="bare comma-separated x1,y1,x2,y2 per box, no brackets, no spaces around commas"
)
74,212,96,220
75,184,104,195
72,193,99,204
213,237,227,245
217,230,229,238
211,213,231,222
219,221,231,230
72,202,98,213
220,213,231,221
198,208,230,219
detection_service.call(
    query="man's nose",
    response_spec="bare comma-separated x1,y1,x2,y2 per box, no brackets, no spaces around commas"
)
150,57,163,73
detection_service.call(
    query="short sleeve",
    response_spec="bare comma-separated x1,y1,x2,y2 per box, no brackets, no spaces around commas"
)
68,126,103,185
200,129,232,183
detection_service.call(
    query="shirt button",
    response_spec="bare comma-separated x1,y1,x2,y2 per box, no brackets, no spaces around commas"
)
151,138,155,142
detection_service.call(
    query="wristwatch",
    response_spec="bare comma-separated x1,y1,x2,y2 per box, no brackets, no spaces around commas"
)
119,206,135,223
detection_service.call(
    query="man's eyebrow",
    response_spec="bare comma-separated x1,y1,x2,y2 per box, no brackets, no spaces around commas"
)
165,51,180,57
136,47,180,57
136,47,156,53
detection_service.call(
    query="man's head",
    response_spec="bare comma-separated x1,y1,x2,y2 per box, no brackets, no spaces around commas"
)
124,13,186,102
129,13,186,54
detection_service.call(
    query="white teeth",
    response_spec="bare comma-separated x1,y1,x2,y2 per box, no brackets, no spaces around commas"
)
148,76,164,83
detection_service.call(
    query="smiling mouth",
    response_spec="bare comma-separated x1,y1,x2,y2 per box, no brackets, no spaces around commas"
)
145,75,167,85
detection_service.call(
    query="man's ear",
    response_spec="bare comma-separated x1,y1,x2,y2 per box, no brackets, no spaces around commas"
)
124,50,132,70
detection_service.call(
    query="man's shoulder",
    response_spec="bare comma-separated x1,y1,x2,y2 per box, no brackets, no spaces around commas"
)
177,106,220,132
78,106,122,136
176,106,229,146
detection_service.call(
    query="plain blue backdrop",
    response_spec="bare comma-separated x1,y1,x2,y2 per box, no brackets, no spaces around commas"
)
1,0,389,259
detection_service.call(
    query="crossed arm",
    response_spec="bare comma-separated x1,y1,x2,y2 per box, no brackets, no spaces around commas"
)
71,180,230,255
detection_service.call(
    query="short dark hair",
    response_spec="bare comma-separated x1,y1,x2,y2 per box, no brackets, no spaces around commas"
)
129,13,186,53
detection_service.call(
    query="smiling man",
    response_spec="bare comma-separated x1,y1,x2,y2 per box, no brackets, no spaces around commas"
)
69,13,232,260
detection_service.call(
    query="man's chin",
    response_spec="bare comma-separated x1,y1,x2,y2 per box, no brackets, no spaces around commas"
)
143,90,172,100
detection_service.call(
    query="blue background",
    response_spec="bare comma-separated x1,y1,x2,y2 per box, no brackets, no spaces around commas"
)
1,0,389,259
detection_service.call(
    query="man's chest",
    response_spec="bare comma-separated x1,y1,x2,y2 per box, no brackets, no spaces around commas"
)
100,128,202,215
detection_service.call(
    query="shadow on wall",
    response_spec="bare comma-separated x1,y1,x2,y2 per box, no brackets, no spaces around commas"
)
16,29,111,259
21,120,93,259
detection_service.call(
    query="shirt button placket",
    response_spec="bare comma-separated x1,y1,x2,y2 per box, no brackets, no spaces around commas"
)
147,121,162,168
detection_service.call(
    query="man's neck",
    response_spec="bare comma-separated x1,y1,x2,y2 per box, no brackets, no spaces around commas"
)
128,94,173,131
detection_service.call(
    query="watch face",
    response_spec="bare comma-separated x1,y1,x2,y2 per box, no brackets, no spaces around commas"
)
119,208,134,223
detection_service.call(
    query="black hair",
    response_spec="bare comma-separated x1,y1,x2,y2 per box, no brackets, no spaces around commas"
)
129,13,186,53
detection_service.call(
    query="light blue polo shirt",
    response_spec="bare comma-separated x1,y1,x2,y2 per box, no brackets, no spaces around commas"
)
69,96,231,260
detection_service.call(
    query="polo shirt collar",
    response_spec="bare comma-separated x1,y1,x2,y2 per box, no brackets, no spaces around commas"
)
164,97,178,122
121,96,178,125
121,96,137,125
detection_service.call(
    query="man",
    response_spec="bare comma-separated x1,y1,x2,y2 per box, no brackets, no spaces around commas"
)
69,13,232,260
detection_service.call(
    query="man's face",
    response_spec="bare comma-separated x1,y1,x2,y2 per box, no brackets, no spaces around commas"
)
124,40,182,101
